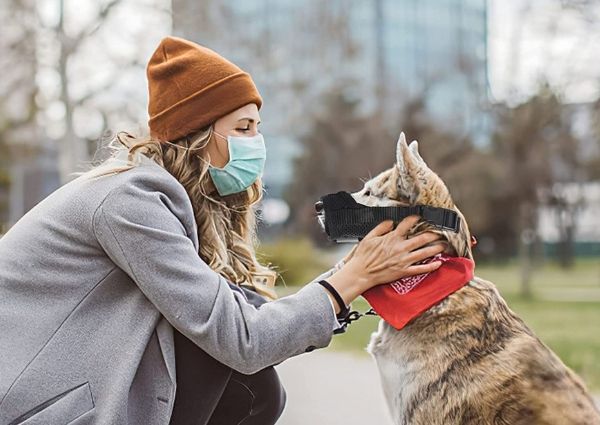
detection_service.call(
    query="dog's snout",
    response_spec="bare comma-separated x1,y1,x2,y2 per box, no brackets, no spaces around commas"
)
315,200,324,213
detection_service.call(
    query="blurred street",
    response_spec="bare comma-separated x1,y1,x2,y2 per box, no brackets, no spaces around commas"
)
276,349,394,425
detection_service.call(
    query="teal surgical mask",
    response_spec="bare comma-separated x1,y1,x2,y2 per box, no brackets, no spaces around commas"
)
208,131,266,196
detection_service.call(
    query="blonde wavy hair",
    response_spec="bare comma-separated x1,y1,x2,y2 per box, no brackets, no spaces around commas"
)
73,126,279,301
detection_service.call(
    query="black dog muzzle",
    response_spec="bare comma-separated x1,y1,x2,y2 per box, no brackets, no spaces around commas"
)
315,191,461,243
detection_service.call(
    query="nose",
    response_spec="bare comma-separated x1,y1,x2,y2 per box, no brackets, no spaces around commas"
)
315,200,324,213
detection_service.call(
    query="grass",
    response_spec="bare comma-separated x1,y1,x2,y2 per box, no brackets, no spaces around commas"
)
275,258,600,391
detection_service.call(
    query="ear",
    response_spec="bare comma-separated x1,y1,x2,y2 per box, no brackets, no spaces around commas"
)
395,132,420,204
396,132,425,172
408,140,427,166
395,132,410,176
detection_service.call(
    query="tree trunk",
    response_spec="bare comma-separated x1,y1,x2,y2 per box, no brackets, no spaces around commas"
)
519,204,535,299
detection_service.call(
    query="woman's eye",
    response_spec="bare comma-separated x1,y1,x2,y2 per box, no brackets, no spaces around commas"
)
236,127,251,132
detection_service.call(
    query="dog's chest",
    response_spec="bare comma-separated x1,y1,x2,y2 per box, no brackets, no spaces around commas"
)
367,320,429,422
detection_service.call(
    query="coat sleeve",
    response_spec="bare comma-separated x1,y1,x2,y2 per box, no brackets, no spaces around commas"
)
92,173,341,375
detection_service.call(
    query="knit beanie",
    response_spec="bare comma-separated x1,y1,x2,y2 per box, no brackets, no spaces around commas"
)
146,36,263,142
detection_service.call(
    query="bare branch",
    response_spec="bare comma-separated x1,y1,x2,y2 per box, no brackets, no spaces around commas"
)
68,0,123,54
73,57,143,107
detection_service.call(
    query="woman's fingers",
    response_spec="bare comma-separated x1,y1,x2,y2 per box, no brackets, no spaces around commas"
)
392,215,421,237
405,242,446,264
403,260,443,276
364,219,395,239
403,231,442,251
365,216,421,242
350,217,450,288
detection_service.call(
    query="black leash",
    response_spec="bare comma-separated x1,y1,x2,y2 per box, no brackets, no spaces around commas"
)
334,307,379,335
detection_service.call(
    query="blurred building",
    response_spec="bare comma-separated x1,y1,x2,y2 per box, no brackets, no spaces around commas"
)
173,0,489,198
537,102,600,256
5,143,61,229
538,182,600,257
347,0,489,140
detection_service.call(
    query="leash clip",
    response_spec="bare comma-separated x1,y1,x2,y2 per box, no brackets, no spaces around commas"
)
333,308,379,335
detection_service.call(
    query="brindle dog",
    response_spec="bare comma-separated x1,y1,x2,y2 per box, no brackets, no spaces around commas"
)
350,134,599,425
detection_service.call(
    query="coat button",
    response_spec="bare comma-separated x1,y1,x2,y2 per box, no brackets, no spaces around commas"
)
305,345,316,352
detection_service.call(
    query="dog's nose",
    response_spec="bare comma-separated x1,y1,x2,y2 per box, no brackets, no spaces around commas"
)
315,200,324,213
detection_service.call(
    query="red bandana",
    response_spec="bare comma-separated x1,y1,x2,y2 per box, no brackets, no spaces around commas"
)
362,254,475,330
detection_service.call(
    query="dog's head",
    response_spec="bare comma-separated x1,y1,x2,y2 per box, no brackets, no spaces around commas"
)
350,132,474,260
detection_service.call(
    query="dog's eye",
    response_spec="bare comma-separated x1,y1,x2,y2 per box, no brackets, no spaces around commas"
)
364,190,371,196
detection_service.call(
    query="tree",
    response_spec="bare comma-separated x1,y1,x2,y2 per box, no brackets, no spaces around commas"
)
284,86,500,255
584,98,600,180
283,84,391,245
490,86,582,296
389,97,503,262
0,0,42,226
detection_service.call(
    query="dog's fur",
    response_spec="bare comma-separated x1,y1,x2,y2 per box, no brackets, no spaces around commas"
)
351,134,599,425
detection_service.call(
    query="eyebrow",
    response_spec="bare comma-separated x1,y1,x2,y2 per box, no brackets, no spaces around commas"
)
237,117,261,125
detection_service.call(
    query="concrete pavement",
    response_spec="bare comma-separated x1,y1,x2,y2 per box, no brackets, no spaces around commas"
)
276,349,394,425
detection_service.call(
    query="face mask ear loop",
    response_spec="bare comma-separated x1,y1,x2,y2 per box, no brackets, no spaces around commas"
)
162,140,191,151
213,131,228,141
210,131,234,170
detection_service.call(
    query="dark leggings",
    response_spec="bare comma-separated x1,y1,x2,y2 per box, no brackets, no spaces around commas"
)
169,327,286,425
207,366,287,425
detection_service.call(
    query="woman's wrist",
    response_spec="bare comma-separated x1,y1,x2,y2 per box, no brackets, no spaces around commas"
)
317,279,350,318
324,260,369,307
333,258,345,272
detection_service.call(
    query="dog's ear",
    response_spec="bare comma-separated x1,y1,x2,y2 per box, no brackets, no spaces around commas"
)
408,140,427,166
395,132,407,172
396,133,429,172
397,133,473,260
395,132,421,204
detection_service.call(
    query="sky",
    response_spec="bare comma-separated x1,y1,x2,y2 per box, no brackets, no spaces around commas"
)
488,0,600,104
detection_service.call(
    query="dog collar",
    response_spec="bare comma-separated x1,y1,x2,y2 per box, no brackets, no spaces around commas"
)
361,254,475,330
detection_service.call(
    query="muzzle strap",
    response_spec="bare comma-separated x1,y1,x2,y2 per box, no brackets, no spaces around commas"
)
318,191,461,243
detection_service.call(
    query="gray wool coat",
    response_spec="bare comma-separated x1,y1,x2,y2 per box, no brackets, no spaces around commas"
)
0,151,341,425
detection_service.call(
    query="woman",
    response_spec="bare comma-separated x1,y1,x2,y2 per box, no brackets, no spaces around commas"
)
0,36,444,425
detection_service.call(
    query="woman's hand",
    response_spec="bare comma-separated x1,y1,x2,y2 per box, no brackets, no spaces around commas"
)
347,216,445,289
325,216,445,311
341,244,358,264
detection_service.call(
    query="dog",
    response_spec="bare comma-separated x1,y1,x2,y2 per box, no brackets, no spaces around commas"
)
347,134,599,425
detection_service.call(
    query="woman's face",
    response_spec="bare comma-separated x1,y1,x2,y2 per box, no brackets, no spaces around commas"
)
207,103,261,168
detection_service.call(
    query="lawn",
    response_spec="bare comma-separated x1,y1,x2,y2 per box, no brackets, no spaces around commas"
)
276,258,600,391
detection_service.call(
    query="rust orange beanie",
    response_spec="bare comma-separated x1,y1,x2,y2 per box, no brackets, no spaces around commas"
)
146,36,263,142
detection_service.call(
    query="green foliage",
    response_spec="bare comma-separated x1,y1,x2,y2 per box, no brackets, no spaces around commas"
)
257,236,337,288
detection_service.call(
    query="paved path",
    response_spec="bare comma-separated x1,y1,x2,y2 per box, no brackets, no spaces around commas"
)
276,349,600,424
275,349,394,425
